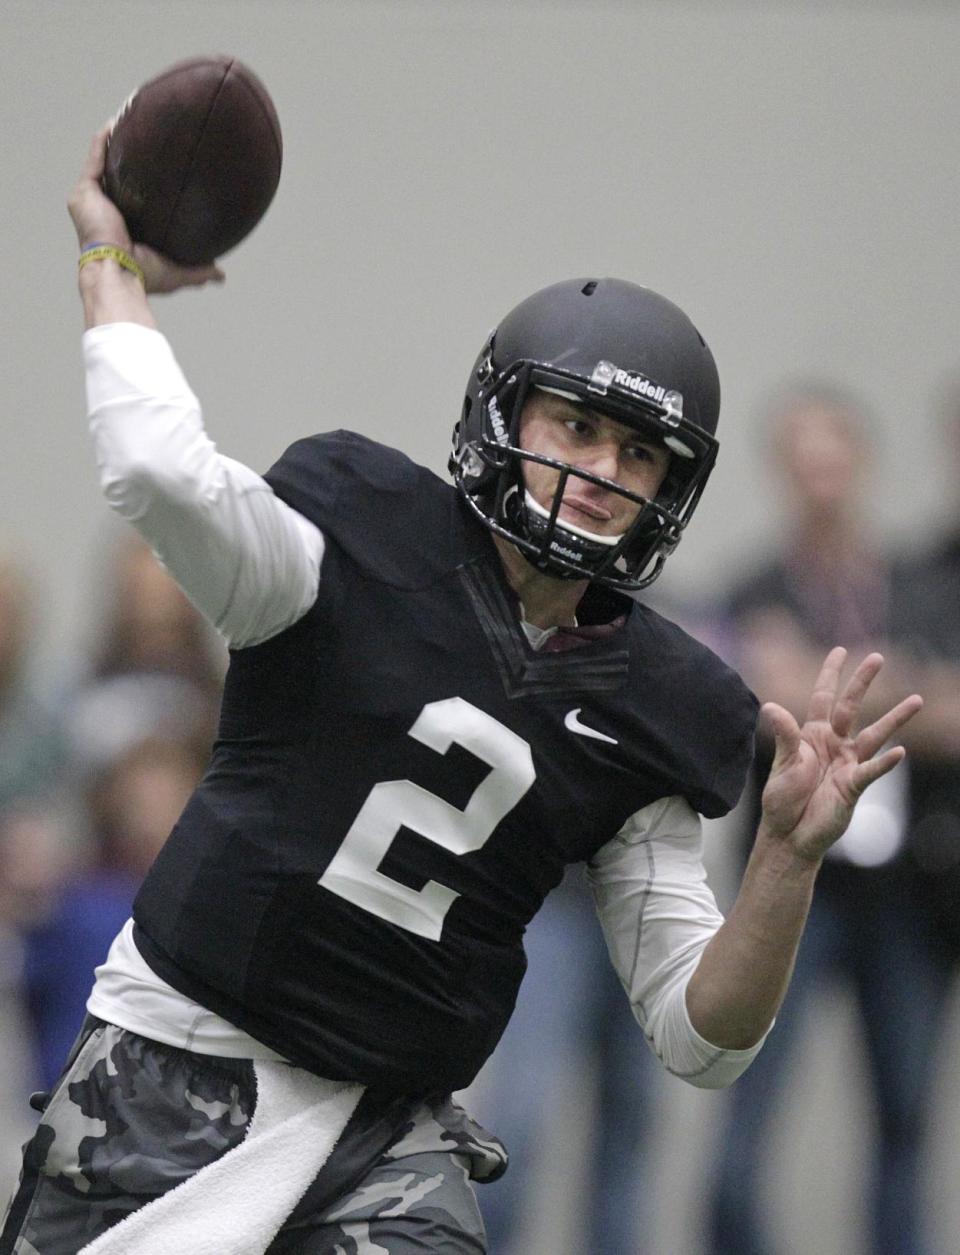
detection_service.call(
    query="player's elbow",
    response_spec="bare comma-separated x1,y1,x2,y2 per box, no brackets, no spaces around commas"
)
97,449,192,516
640,975,769,1090
93,403,222,521
654,1022,767,1089
671,1049,760,1090
97,455,162,520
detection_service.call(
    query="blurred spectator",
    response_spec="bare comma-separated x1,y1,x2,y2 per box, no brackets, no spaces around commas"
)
0,553,66,991
706,383,951,1255
467,872,655,1255
64,532,224,781
0,556,70,1195
20,734,207,1089
7,534,225,1088
0,810,70,937
891,379,960,959
0,557,63,821
90,530,224,693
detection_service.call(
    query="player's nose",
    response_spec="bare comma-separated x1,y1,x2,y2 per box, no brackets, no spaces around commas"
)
575,439,620,483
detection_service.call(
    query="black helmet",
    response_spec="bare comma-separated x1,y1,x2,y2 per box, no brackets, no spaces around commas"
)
450,277,720,590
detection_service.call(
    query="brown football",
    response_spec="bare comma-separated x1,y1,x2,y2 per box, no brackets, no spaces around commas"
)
103,55,282,266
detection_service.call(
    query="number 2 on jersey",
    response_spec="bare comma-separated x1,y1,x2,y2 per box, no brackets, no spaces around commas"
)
318,697,535,940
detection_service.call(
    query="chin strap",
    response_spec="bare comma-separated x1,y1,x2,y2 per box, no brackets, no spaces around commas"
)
522,489,623,547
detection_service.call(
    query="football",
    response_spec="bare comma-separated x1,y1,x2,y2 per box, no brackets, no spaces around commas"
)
103,55,282,266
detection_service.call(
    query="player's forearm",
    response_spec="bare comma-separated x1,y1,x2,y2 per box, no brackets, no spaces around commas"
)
684,828,820,1049
79,256,156,330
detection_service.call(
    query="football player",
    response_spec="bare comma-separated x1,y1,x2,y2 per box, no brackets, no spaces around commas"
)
0,129,922,1255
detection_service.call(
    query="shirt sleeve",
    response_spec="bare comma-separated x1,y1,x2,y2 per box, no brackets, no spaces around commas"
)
586,795,767,1088
84,322,325,648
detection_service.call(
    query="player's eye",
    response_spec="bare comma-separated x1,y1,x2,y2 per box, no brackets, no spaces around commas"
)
626,443,654,461
562,417,594,438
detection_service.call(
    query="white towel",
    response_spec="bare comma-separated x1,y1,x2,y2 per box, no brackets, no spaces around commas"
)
78,1061,364,1255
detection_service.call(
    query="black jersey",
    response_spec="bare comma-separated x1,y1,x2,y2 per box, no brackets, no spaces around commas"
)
133,432,757,1094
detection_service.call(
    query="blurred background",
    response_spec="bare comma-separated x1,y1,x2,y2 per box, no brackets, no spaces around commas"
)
2,1,960,1252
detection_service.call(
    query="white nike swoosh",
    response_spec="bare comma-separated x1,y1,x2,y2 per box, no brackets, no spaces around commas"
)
564,708,618,745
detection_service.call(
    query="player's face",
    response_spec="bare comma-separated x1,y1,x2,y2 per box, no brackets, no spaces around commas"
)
518,390,671,536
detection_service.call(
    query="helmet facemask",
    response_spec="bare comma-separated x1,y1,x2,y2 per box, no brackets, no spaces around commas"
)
453,356,718,591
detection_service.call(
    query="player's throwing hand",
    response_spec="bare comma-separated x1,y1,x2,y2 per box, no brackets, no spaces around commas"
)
759,647,923,864
68,127,223,294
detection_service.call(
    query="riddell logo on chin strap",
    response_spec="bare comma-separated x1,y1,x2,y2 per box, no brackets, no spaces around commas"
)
549,539,583,562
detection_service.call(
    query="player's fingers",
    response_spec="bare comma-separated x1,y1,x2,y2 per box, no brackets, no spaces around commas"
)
136,245,225,294
69,132,103,215
160,266,224,290
805,646,847,724
763,701,801,765
183,264,225,287
855,693,923,761
830,652,884,738
69,129,115,243
849,744,906,797
81,126,111,183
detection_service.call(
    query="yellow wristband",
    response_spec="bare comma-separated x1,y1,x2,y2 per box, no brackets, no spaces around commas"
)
78,244,145,286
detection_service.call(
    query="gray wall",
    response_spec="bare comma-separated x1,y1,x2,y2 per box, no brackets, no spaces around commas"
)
3,5,960,1251
3,0,959,661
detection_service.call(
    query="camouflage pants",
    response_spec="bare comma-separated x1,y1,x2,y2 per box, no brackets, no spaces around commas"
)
0,1018,505,1254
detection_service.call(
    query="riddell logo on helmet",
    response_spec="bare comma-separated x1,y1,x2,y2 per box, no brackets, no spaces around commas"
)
588,361,684,426
615,370,666,401
590,359,666,402
488,395,510,445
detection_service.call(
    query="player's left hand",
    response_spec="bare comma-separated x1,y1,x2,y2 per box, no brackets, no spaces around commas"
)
759,647,922,865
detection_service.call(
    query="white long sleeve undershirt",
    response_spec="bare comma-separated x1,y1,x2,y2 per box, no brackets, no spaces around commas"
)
83,322,762,1088
86,322,325,649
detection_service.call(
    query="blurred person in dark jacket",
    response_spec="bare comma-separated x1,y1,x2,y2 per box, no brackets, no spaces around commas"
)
467,870,656,1255
9,536,223,1090
889,379,960,960
21,735,207,1089
707,383,951,1255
